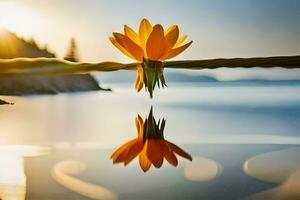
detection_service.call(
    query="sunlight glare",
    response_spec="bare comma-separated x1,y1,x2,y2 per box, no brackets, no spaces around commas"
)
0,2,43,37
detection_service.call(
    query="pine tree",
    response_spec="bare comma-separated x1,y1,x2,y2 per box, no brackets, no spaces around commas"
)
64,38,79,62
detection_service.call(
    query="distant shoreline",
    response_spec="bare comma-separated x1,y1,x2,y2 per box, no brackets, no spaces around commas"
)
0,99,13,105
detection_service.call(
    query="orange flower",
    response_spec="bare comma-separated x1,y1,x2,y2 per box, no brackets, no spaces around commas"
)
110,18,193,98
111,108,192,172
110,18,192,62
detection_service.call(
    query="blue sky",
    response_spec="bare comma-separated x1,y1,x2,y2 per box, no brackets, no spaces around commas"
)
1,0,300,62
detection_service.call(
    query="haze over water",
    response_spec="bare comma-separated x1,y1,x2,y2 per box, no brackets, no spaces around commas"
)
1,83,300,146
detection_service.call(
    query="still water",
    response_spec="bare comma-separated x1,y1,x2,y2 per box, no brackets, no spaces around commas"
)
0,82,300,199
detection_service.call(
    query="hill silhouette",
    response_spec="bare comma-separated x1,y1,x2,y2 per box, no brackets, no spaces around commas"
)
0,28,107,98
0,28,55,58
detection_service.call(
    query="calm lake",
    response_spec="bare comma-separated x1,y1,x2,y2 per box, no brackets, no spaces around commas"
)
0,82,300,199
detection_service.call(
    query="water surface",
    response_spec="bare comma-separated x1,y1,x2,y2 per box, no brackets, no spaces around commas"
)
0,83,299,199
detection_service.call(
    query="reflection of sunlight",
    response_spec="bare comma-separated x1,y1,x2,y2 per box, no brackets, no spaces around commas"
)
51,160,118,200
0,155,25,185
0,145,50,200
243,147,300,199
0,155,25,200
184,157,221,182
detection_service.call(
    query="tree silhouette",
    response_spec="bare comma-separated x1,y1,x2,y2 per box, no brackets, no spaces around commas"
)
64,38,79,62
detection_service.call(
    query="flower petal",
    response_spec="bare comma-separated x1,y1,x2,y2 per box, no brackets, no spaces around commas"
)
124,141,144,165
124,25,141,45
146,139,164,168
137,114,144,138
135,74,143,92
109,37,136,60
164,25,175,35
135,115,140,134
134,113,144,141
139,142,151,172
174,35,187,48
161,41,192,60
165,150,178,167
146,24,166,61
139,18,153,46
161,140,178,166
166,141,192,161
164,25,179,51
135,64,144,92
111,139,136,163
113,32,144,62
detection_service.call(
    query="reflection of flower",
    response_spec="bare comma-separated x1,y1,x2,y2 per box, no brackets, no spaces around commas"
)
110,18,192,98
111,108,192,172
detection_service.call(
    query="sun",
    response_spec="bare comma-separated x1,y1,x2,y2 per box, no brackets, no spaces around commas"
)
0,2,43,37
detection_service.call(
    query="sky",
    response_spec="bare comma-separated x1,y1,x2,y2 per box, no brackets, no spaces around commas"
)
0,0,299,63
